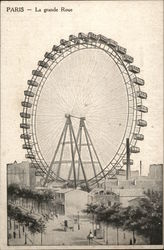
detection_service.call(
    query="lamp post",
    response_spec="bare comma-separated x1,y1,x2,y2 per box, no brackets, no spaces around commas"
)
77,211,80,230
92,213,94,234
116,227,119,245
41,231,43,245
24,232,27,245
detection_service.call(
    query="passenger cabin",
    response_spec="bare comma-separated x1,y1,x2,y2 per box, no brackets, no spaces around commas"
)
44,52,54,60
132,77,144,86
24,90,34,97
128,65,140,73
31,163,40,169
25,154,35,159
60,39,71,47
23,144,33,150
137,119,147,127
116,46,127,54
88,32,98,40
130,146,140,153
97,34,108,44
136,91,147,99
20,134,31,140
133,133,144,141
32,70,43,77
38,61,49,68
137,105,148,113
21,101,32,108
97,35,118,47
69,35,80,43
20,123,30,129
122,159,133,165
122,54,134,63
69,35,77,41
52,45,63,53
78,32,88,41
20,112,31,119
107,39,118,47
27,80,38,87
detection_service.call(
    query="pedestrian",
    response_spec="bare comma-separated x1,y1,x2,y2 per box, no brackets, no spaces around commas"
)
87,231,94,245
24,232,27,245
64,220,68,232
130,238,132,245
13,231,16,239
134,237,136,244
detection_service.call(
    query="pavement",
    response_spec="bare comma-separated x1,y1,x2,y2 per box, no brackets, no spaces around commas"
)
8,215,149,246
40,215,105,246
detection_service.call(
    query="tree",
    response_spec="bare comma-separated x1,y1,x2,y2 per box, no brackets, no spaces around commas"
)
84,190,163,245
137,192,162,244
84,202,123,245
123,205,144,244
8,204,46,244
83,203,99,214
123,191,163,245
8,184,56,215
104,203,124,245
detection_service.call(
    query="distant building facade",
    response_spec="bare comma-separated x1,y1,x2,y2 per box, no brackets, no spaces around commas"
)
91,164,163,208
116,188,145,207
54,188,88,216
88,188,119,207
7,161,36,188
148,164,163,179
104,164,163,193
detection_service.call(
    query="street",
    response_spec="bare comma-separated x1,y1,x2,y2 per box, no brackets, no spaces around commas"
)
8,214,149,246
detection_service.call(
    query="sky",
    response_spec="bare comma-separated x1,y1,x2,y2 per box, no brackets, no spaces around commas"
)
1,0,163,178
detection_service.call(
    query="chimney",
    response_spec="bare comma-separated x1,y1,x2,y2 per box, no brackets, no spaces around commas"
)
126,138,130,180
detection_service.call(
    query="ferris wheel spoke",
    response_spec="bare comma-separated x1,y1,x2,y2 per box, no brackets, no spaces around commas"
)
86,125,120,150
37,123,64,154
88,124,124,145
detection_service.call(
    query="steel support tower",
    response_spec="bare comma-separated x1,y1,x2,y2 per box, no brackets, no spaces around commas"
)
43,114,104,190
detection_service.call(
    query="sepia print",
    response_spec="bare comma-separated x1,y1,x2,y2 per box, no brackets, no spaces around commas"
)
0,0,163,249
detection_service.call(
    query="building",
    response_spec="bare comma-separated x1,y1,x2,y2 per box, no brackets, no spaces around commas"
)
54,188,89,216
116,169,139,180
148,164,163,179
88,186,145,207
135,164,163,192
88,188,119,206
104,178,135,191
115,188,145,207
104,164,163,192
7,161,36,188
92,164,163,208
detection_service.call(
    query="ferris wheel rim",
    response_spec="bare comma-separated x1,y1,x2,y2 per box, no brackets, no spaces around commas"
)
21,34,145,185
23,43,139,179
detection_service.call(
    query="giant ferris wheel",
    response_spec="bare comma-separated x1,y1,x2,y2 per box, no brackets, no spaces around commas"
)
20,32,148,190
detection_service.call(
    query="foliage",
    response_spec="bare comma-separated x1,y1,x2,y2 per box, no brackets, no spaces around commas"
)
83,203,99,214
28,218,46,235
84,190,163,244
8,184,54,202
8,204,46,234
132,191,163,244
